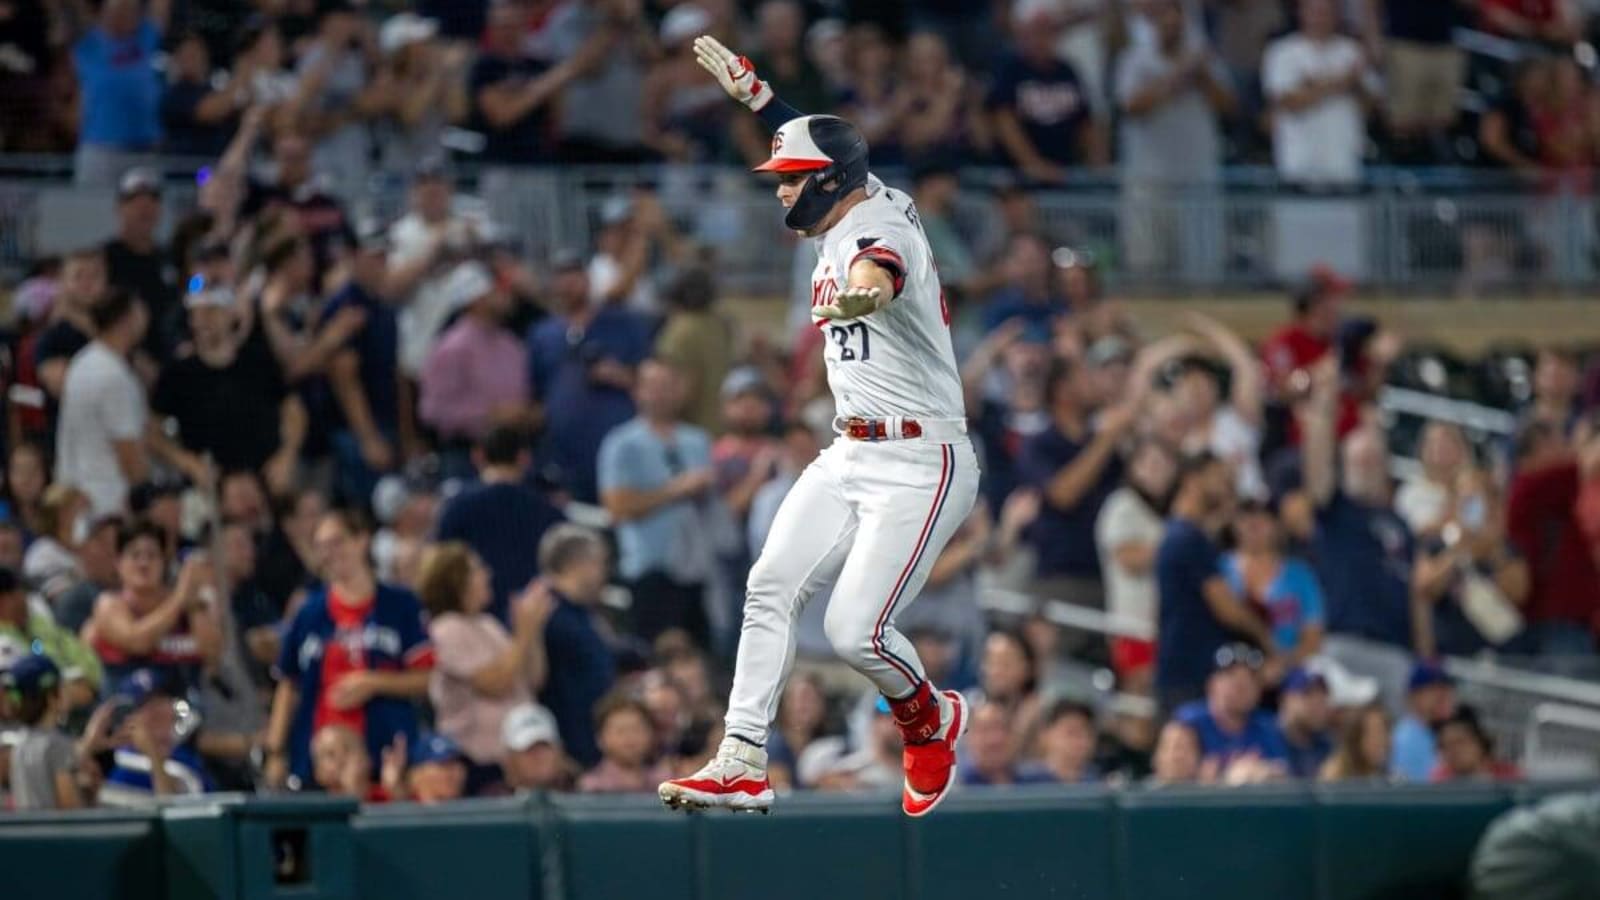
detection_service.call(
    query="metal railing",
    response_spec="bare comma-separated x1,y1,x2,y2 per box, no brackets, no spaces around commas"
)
5,162,1600,296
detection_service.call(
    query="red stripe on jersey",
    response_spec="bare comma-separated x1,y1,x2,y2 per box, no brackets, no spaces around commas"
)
850,246,907,297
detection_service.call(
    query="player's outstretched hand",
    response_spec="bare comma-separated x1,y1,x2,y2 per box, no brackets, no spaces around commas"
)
694,35,772,111
814,286,882,321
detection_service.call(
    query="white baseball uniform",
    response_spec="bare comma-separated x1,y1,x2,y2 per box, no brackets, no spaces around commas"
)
723,177,981,746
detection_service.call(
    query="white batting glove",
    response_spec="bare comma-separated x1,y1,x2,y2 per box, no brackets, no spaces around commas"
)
815,286,882,321
693,35,773,111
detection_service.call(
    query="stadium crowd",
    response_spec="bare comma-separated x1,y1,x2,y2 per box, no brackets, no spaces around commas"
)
1,0,1599,810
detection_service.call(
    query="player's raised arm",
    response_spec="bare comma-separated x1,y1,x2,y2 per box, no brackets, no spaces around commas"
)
694,35,803,131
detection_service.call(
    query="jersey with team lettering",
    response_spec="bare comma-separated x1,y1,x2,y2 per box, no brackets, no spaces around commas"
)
808,176,963,420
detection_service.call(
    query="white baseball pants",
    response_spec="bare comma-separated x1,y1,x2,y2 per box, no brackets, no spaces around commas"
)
723,433,980,746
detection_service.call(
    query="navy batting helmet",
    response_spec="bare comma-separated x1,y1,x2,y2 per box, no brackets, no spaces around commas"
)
754,115,869,233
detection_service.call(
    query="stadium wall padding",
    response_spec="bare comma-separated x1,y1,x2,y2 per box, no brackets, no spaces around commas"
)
3,783,1591,900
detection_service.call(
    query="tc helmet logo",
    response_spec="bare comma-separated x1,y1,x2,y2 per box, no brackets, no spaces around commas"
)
771,131,784,156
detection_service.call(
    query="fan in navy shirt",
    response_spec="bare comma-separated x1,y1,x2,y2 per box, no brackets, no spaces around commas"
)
469,2,577,165
986,2,1098,180
1156,453,1278,712
435,425,565,623
1174,644,1291,776
534,524,617,768
1277,668,1334,778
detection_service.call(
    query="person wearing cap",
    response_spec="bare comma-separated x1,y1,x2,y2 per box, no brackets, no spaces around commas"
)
371,13,469,177
4,555,106,708
501,702,570,792
1390,660,1458,782
711,364,780,520
985,0,1103,184
70,0,168,187
1156,452,1280,712
99,668,215,806
399,731,469,804
2,655,85,809
654,268,734,434
418,261,535,462
1277,668,1334,778
150,272,304,483
104,166,180,362
1174,643,1290,775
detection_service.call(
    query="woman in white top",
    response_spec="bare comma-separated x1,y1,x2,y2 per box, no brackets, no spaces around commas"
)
1095,438,1178,693
1394,421,1469,541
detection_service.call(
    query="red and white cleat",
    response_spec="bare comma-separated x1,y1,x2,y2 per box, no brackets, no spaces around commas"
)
658,738,775,814
901,690,968,818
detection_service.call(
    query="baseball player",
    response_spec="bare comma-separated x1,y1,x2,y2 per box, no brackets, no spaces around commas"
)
659,36,980,817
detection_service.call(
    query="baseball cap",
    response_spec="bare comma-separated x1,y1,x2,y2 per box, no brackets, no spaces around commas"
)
1,654,60,696
409,732,465,767
659,4,711,47
118,167,163,201
1212,642,1265,673
380,12,438,54
1408,661,1454,693
1281,668,1329,695
720,366,770,402
183,273,236,310
442,261,495,313
502,703,562,752
1292,264,1352,313
114,668,176,706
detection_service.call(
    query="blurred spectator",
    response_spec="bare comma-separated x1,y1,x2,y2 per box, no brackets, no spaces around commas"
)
597,360,715,645
1391,661,1457,781
765,673,829,789
654,269,734,434
435,425,564,622
51,516,122,634
1303,359,1419,702
72,0,168,186
545,0,652,164
1395,422,1470,539
34,247,107,417
1505,420,1600,658
711,368,778,521
0,655,83,809
418,262,536,454
151,275,301,486
1155,453,1275,711
578,694,669,793
804,696,901,792
1032,699,1101,784
403,732,469,804
1414,468,1529,657
979,629,1044,745
983,234,1068,337
730,0,831,164
1376,0,1470,161
536,524,617,767
1479,58,1550,175
1431,706,1522,782
526,252,649,504
226,124,354,281
1479,0,1583,45
1148,718,1202,785
1525,347,1582,436
4,442,50,538
161,30,240,160
587,192,685,315
748,420,821,556
1262,0,1378,186
98,668,214,806
55,289,150,516
23,485,90,595
1174,314,1267,498
82,520,220,689
1261,268,1350,434
961,701,1056,787
470,0,583,167
105,168,180,363
0,567,101,706
1115,0,1234,277
0,0,52,152
309,723,387,801
1019,356,1137,612
266,511,433,790
1277,668,1334,778
417,543,551,789
642,5,728,163
285,1,376,189
218,517,279,693
898,32,980,167
388,162,491,380
1096,437,1177,692
500,702,571,792
324,225,407,505
909,164,980,301
837,22,904,165
1223,499,1327,670
1175,645,1290,776
988,0,1102,182
371,14,469,176
1319,701,1391,781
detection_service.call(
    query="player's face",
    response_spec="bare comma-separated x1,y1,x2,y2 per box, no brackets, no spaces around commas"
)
774,171,809,209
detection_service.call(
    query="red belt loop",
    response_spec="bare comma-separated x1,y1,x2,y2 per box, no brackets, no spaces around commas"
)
844,417,922,441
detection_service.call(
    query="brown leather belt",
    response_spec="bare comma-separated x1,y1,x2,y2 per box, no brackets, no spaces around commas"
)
842,417,923,441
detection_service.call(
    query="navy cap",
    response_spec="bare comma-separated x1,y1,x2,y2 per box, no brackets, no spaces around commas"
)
1281,668,1329,695
2,654,60,695
409,732,464,767
1408,661,1454,693
114,668,176,706
1212,643,1265,673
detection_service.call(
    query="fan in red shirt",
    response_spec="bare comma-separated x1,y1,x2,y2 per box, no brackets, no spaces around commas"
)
1506,420,1600,653
1262,267,1364,441
1479,0,1582,45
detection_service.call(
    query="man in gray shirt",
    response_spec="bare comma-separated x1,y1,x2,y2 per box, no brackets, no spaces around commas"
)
1115,0,1235,281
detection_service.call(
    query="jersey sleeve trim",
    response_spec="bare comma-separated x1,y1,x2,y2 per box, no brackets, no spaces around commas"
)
850,245,907,298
